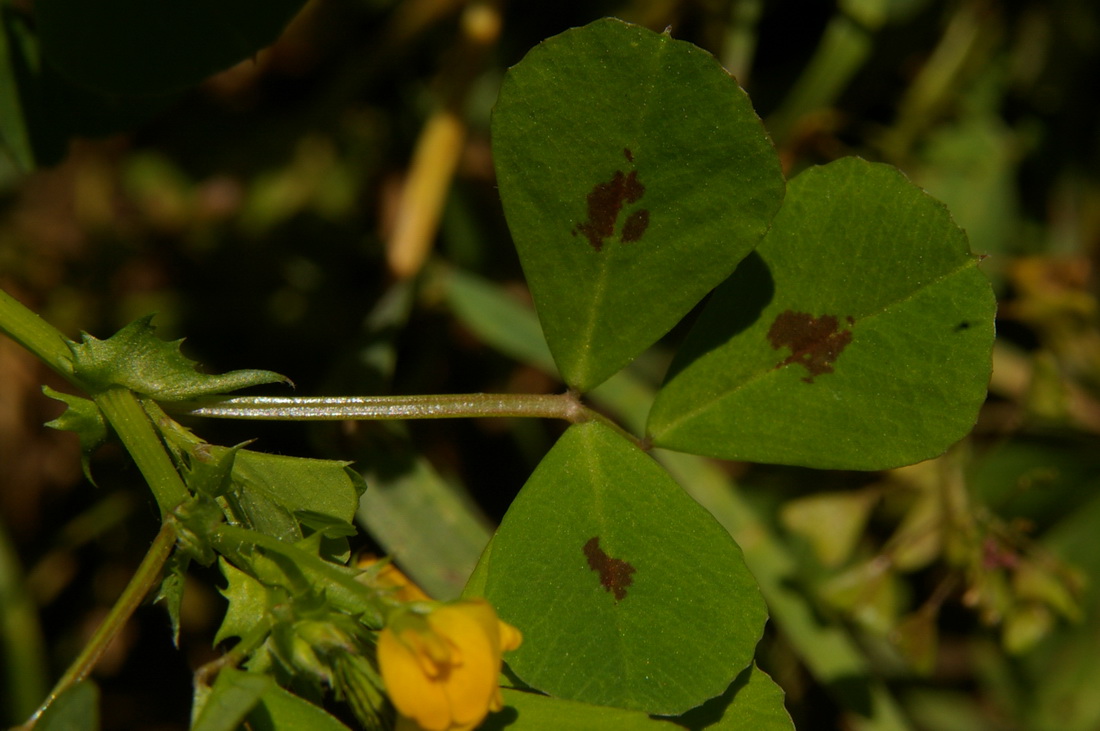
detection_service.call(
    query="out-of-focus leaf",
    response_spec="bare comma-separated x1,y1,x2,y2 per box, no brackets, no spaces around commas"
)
780,489,879,568
0,7,35,175
1020,491,1100,731
1012,559,1082,622
439,266,556,375
36,0,308,96
246,676,353,731
892,611,938,675
35,680,99,731
818,558,903,634
191,668,272,731
1002,603,1053,654
357,456,492,601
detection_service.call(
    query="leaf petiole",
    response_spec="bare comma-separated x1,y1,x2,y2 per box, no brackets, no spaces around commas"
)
169,392,646,449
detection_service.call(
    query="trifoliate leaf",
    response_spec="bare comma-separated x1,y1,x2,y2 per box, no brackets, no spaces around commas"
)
67,315,291,400
43,386,108,483
219,449,361,545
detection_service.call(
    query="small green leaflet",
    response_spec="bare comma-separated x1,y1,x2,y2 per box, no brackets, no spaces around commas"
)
648,158,996,470
493,18,784,392
478,421,767,715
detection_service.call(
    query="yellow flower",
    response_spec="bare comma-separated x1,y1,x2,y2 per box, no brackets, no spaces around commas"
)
378,599,522,731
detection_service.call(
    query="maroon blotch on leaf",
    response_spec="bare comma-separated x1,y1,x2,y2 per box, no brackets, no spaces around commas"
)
621,209,650,243
583,536,636,602
571,148,649,250
767,310,854,383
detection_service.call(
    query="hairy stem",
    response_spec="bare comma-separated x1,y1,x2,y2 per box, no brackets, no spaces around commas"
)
170,391,645,449
26,522,176,727
0,287,74,379
171,392,587,421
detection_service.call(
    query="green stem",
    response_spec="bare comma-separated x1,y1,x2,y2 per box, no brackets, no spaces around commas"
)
26,522,177,727
0,287,74,379
96,389,190,517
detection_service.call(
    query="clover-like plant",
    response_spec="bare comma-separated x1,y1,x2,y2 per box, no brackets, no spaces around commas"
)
0,16,994,731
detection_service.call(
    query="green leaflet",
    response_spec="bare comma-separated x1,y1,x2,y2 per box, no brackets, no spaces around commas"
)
484,689,681,729
648,158,996,470
214,448,361,545
675,664,794,731
192,669,273,731
493,18,784,392
193,668,354,731
477,421,767,715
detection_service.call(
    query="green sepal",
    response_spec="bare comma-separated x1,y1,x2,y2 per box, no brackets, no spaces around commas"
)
43,386,108,483
187,441,250,498
155,551,190,647
67,314,291,400
172,494,225,566
214,525,385,630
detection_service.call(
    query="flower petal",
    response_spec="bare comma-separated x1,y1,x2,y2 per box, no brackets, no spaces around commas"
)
378,626,453,731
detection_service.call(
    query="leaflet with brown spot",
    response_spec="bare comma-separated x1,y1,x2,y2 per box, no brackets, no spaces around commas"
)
767,310,854,383
583,536,635,602
572,148,650,250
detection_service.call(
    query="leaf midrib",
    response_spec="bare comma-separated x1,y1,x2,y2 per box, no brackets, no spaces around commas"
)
573,33,670,391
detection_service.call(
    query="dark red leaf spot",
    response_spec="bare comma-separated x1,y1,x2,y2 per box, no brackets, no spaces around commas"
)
621,209,650,243
583,536,635,602
767,310,854,383
572,149,647,251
